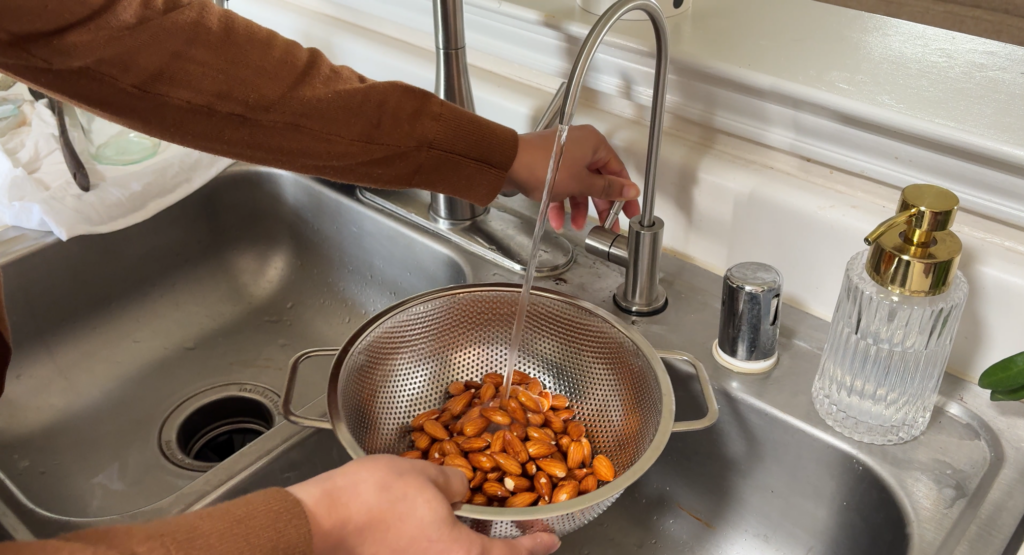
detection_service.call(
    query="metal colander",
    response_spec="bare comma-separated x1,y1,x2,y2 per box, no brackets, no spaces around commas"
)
283,284,717,537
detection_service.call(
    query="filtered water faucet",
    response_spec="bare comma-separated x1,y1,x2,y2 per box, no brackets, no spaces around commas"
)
566,0,670,315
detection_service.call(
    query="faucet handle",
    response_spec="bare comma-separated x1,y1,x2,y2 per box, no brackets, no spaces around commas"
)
603,200,625,229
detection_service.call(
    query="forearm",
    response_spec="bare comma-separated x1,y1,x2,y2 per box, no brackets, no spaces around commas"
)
0,488,312,555
0,0,517,206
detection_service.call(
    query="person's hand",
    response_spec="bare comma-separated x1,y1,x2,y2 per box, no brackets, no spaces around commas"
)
505,125,642,232
287,454,562,555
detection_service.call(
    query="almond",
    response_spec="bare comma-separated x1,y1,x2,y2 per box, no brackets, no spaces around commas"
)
470,491,489,506
526,440,558,459
463,489,472,503
507,397,528,425
436,410,456,427
482,481,511,499
512,370,532,385
505,492,539,508
411,431,433,452
443,391,474,417
448,381,466,396
516,389,544,413
509,421,527,440
471,398,482,407
481,407,512,426
527,378,543,396
490,429,505,454
544,411,566,433
444,454,474,480
481,431,493,442
549,450,566,464
464,380,483,390
552,480,579,503
503,475,532,493
580,474,598,494
524,460,538,476
526,427,551,443
428,442,445,461
478,382,496,404
486,469,505,481
539,427,557,442
550,394,569,410
567,421,586,441
400,450,422,459
468,452,497,471
440,439,462,457
470,470,487,489
422,419,450,441
491,452,522,476
428,456,444,465
526,411,546,427
534,471,553,502
554,409,576,421
537,499,549,506
482,373,504,387
567,441,585,469
581,437,593,467
462,417,490,438
536,458,568,479
411,409,440,430
504,431,530,464
567,468,588,482
452,435,467,446
592,455,616,482
557,434,573,453
538,390,552,413
460,437,490,452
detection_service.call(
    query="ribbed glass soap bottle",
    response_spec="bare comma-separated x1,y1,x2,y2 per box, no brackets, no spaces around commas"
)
812,184,968,445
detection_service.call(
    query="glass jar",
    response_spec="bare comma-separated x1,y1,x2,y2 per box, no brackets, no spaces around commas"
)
77,109,161,166
811,250,969,445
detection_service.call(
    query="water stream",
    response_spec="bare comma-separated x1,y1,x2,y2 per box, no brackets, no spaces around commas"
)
501,124,570,399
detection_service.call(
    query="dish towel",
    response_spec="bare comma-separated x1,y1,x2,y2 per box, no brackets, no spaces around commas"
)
0,85,234,240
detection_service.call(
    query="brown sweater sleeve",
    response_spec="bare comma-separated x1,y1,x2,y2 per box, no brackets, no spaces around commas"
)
0,488,313,555
0,0,519,207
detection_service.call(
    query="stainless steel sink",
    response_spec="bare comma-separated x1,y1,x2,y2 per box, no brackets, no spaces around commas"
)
1,165,1022,554
0,165,477,536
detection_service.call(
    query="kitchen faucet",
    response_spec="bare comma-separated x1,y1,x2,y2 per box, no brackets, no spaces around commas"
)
357,0,575,277
571,0,670,315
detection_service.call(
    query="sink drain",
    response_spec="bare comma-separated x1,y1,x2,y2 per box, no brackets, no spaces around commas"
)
160,383,283,472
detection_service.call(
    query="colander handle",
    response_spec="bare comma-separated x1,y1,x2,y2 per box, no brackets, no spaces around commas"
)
282,347,339,430
658,350,720,432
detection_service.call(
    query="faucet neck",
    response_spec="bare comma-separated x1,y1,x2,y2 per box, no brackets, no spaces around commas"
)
558,0,670,228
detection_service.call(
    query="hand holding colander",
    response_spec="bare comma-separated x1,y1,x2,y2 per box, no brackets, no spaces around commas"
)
281,284,718,537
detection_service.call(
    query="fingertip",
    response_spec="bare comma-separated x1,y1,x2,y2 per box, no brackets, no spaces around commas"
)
622,182,641,200
514,532,562,555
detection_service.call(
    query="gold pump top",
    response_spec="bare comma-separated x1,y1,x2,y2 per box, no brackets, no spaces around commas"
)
864,184,962,297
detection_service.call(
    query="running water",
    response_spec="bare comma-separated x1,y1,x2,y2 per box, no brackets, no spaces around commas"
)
501,124,570,400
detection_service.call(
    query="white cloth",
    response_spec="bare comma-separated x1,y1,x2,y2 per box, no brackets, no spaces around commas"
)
0,86,233,240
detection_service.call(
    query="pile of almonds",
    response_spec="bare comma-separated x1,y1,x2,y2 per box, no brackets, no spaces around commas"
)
400,370,616,508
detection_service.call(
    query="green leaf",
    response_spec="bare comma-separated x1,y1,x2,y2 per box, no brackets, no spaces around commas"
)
978,351,1024,391
990,384,1024,402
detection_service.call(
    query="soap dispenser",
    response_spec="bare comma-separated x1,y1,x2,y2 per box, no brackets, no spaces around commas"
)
812,184,969,445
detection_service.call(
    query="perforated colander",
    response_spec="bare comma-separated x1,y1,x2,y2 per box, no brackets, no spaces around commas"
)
282,284,717,537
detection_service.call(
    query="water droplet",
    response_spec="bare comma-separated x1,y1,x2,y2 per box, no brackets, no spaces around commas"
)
263,315,282,324
182,341,196,351
286,302,294,309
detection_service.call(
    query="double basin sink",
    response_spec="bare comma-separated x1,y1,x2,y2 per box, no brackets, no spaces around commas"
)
0,165,1022,553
